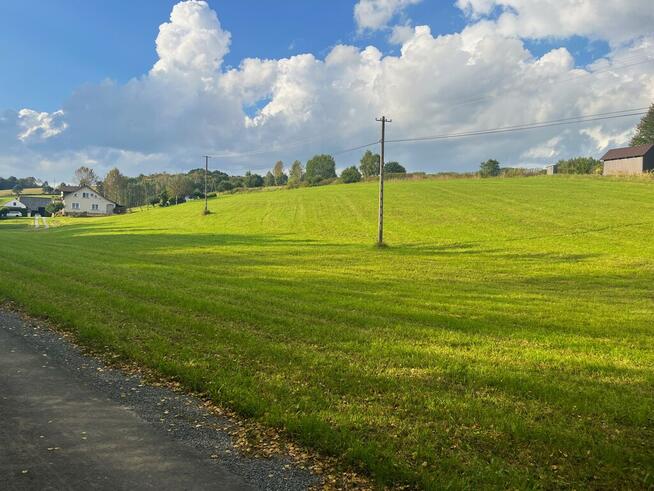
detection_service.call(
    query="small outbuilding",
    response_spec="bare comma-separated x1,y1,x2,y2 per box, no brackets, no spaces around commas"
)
601,143,654,176
19,196,54,216
545,164,558,175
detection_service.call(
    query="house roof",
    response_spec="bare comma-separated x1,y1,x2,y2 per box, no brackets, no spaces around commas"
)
600,143,654,161
58,185,81,193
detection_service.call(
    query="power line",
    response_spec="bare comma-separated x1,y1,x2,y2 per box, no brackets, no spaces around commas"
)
442,52,654,111
386,108,648,144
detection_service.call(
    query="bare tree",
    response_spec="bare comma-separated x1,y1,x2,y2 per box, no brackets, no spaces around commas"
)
74,166,98,187
167,175,192,205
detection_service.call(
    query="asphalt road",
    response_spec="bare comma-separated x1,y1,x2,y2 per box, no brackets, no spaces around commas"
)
0,310,316,490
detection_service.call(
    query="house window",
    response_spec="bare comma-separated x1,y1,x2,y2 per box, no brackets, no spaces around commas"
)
82,192,89,198
91,204,99,211
72,203,80,210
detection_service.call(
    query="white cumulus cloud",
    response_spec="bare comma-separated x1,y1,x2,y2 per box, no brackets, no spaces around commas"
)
4,0,654,181
354,0,422,31
456,0,654,46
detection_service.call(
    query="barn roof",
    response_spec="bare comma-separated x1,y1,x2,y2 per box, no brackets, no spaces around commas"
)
601,143,654,161
19,196,53,209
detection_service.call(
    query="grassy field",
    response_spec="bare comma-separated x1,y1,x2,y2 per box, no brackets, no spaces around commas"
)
0,187,45,197
0,176,652,489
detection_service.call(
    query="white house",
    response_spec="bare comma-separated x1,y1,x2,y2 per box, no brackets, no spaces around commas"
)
61,186,116,216
2,198,27,210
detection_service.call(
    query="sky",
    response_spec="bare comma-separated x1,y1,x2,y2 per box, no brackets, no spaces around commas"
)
0,0,653,182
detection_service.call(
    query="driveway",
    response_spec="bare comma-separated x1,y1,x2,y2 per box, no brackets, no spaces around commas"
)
0,309,317,490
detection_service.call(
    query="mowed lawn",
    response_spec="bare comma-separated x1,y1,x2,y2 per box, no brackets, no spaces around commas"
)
1,176,653,489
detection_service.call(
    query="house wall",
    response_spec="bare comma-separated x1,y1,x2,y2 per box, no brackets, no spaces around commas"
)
2,199,27,209
63,187,115,215
546,165,556,175
602,156,644,176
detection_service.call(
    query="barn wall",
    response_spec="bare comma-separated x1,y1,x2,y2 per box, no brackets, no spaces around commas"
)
603,156,644,175
644,151,654,172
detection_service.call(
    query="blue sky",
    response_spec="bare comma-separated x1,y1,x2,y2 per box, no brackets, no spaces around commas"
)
1,1,608,112
0,1,459,111
1,0,652,180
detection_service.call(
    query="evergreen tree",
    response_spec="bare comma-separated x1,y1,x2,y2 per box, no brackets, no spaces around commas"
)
479,159,501,178
631,103,654,146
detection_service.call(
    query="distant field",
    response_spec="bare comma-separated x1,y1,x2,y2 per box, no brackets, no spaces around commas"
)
0,187,44,197
0,176,652,489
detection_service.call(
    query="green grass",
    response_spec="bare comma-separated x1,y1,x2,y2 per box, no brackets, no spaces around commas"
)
0,176,653,489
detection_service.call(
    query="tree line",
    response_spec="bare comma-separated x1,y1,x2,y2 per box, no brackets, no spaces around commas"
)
62,151,407,208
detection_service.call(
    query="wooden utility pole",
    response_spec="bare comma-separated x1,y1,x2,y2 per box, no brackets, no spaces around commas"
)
375,116,391,246
204,155,210,214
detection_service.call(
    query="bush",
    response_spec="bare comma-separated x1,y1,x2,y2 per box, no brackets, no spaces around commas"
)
384,162,406,174
341,166,362,183
553,157,603,174
45,202,64,215
217,181,233,193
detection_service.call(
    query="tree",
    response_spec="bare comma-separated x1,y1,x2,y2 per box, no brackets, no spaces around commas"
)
103,168,127,206
41,182,54,194
340,166,362,183
244,171,264,188
12,184,23,197
167,175,192,204
479,159,501,177
159,189,169,206
384,162,406,174
305,154,337,183
74,166,98,187
217,181,233,192
273,160,288,185
264,171,275,187
360,150,380,178
631,103,654,146
288,160,304,186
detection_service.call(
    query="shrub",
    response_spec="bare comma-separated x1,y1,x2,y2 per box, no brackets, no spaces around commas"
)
384,162,406,174
45,202,64,215
217,181,234,193
341,166,362,183
553,157,603,174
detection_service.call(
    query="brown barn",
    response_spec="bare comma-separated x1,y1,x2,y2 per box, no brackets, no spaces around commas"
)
601,144,654,176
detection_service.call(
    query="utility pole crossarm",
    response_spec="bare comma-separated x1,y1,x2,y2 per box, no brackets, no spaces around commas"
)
375,116,391,246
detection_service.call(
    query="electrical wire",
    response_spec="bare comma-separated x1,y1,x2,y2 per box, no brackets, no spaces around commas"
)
386,108,648,144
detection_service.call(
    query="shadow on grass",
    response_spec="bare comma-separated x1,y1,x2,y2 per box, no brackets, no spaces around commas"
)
2,222,654,489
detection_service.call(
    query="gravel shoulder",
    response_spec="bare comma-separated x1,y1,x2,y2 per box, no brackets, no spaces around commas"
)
0,308,319,490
